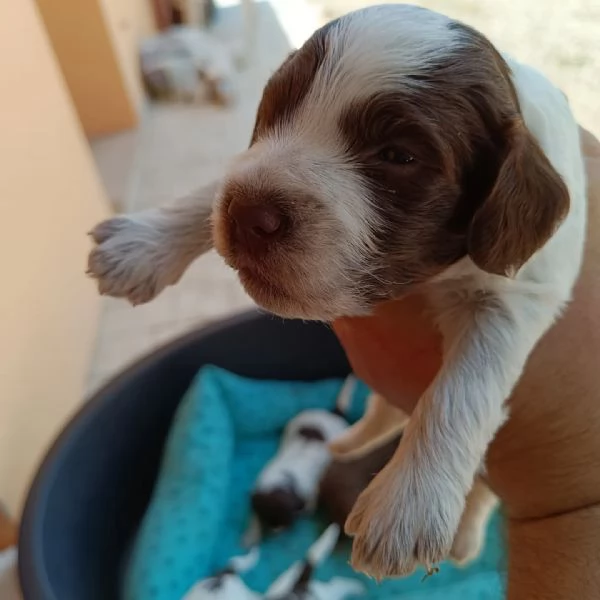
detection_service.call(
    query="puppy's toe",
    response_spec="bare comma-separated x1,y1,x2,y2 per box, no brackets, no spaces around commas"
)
89,217,132,244
87,216,166,304
87,245,157,304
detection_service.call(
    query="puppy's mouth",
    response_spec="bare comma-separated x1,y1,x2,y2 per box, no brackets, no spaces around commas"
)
236,260,340,320
213,207,378,320
237,265,292,303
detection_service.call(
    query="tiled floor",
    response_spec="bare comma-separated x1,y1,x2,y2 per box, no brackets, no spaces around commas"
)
88,1,311,394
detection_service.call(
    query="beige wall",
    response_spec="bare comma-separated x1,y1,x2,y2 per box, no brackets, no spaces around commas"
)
36,0,145,137
101,0,157,115
0,1,111,513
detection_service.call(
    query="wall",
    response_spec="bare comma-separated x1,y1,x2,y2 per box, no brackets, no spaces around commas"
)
36,0,144,137
0,0,111,513
101,0,157,116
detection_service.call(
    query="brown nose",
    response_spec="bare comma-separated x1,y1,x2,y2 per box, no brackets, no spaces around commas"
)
228,202,285,249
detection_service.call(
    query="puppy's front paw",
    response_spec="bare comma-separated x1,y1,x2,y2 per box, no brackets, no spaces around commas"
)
88,215,183,305
345,461,463,579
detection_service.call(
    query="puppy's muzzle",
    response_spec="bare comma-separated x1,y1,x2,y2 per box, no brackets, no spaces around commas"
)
228,199,287,255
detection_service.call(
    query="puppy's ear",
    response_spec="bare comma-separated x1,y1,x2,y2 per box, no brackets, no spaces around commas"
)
467,119,569,276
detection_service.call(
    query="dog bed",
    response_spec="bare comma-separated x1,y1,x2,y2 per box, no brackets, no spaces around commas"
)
124,366,506,600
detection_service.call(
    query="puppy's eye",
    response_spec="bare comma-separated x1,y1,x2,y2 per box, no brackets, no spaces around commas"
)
378,147,415,165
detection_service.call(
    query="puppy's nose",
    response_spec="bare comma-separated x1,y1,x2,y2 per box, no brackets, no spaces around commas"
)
228,202,285,244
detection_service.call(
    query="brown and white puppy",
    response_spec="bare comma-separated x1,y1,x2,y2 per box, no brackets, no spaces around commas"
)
88,5,586,580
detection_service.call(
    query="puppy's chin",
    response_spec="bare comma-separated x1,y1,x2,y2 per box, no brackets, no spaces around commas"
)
238,267,372,321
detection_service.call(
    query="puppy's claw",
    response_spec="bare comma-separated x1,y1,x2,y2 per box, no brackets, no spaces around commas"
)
88,216,131,244
421,565,440,582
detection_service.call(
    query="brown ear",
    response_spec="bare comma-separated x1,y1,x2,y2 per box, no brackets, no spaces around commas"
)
467,120,570,276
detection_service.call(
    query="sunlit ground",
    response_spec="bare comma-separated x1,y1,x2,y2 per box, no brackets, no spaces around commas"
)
258,0,600,137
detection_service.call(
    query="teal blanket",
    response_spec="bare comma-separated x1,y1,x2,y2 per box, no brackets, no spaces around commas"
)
124,366,506,600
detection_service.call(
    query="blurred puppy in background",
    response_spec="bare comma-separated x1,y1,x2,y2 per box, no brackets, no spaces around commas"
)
249,377,355,540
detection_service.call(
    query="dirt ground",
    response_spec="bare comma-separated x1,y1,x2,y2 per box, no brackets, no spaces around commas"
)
308,0,600,138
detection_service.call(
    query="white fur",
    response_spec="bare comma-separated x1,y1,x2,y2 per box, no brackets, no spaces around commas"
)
255,409,348,507
87,181,218,304
264,524,364,600
182,548,260,600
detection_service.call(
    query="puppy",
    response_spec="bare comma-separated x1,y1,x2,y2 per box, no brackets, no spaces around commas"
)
183,524,364,600
140,26,238,106
250,377,354,536
250,408,349,533
88,5,586,579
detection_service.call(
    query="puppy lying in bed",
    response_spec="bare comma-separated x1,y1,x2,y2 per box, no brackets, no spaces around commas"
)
183,524,364,600
88,4,586,580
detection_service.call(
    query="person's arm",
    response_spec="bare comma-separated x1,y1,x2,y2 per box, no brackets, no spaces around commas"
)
500,128,600,600
507,504,600,600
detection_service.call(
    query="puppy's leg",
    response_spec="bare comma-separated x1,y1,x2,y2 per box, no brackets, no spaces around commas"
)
329,393,408,461
87,180,219,305
346,288,561,578
450,478,498,565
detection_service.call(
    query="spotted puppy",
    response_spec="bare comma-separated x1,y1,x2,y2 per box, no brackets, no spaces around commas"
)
250,377,354,537
88,4,586,580
182,524,364,600
183,547,261,600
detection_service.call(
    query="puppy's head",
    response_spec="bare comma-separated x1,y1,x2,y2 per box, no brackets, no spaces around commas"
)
213,5,568,320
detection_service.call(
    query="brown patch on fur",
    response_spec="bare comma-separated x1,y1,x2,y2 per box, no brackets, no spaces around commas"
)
339,92,467,297
334,20,559,299
468,119,570,275
297,425,327,442
215,177,294,263
252,487,305,530
250,20,338,144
